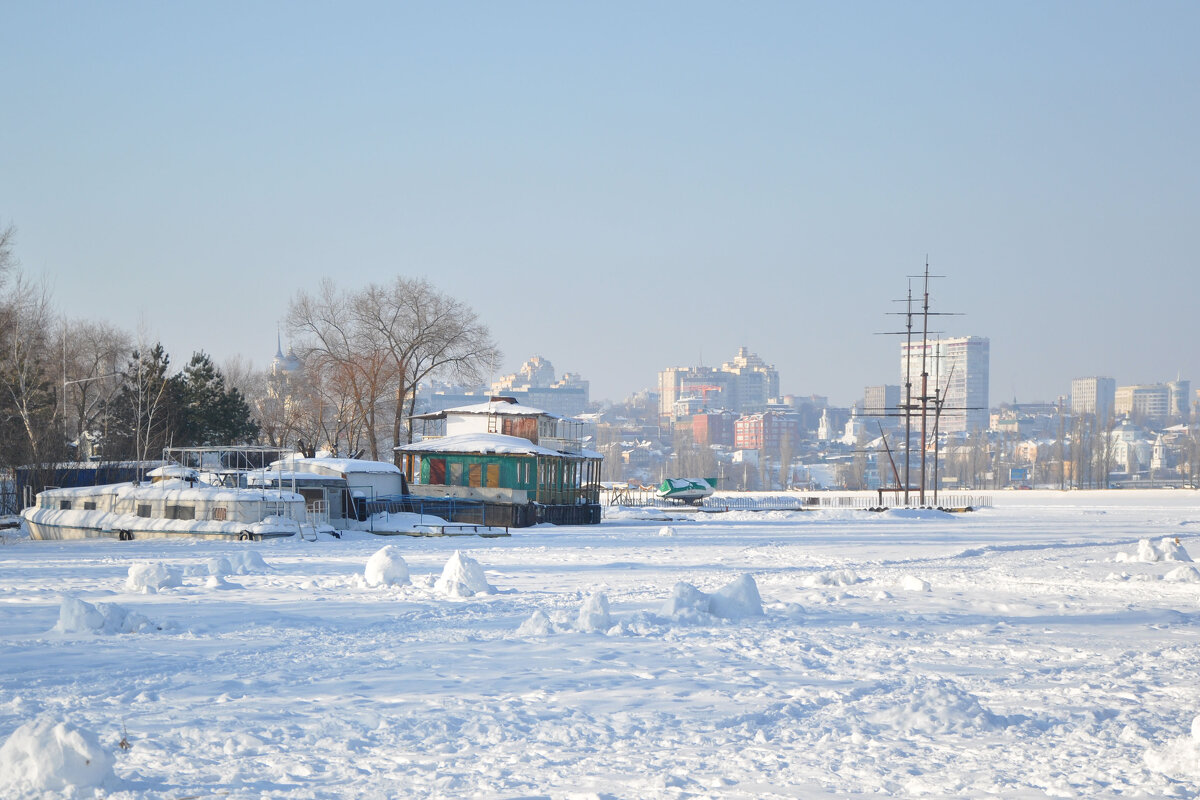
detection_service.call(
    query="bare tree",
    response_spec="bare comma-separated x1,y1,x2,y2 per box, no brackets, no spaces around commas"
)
220,354,259,402
288,280,400,459
357,277,500,448
777,431,792,489
0,223,15,286
0,274,63,470
59,319,131,456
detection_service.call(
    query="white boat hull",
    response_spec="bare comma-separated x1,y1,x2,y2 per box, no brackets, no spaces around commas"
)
23,511,299,542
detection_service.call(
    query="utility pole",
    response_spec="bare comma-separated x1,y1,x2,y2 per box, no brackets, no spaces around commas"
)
902,282,913,505
918,260,931,505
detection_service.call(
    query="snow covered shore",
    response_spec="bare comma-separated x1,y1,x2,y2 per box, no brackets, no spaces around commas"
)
2,490,1200,797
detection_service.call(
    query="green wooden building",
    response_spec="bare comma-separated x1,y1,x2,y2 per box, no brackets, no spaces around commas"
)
397,399,602,526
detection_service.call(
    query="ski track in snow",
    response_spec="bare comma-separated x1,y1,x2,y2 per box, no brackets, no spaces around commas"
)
2,491,1200,797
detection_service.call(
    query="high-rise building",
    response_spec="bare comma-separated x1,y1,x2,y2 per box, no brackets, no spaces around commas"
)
658,366,723,420
1168,379,1191,424
489,355,590,417
863,385,901,423
720,347,780,413
1070,377,1116,421
899,336,989,432
658,347,780,422
1115,384,1170,427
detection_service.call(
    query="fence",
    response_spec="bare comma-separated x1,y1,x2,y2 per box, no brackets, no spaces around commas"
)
600,488,991,512
0,485,17,516
366,495,602,528
366,495,535,529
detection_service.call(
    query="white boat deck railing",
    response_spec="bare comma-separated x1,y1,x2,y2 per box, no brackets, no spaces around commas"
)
306,500,330,526
600,488,992,511
539,436,583,454
405,434,586,454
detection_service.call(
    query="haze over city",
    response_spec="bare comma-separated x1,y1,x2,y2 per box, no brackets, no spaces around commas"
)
3,3,1198,404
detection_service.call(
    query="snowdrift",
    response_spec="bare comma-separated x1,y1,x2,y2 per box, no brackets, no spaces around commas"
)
661,575,764,621
0,718,116,796
54,596,154,635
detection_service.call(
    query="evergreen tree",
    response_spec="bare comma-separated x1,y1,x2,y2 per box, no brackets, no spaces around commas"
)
177,352,259,445
104,348,261,456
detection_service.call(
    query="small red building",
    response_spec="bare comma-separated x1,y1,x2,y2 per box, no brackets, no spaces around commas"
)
734,411,800,454
693,410,737,447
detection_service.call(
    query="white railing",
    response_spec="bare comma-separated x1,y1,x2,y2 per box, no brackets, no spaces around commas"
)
306,500,329,526
540,436,583,454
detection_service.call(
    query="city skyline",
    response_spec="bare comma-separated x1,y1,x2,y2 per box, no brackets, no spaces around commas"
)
3,4,1199,405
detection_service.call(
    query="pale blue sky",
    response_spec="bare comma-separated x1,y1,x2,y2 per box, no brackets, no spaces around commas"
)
2,2,1197,405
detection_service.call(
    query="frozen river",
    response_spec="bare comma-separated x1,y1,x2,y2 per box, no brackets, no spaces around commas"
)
3,490,1200,797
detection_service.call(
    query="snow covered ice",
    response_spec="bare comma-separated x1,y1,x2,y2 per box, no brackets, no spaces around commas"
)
3,490,1200,796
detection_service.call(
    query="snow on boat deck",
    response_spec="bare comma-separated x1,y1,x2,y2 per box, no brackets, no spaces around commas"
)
2,490,1200,797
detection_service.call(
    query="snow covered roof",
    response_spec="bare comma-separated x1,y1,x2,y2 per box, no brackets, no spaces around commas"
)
147,465,199,480
246,470,347,485
397,432,599,460
410,398,562,421
37,479,303,503
269,457,402,475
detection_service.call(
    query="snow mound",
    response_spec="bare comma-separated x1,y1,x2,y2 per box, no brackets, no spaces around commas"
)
1164,565,1200,583
661,575,764,621
54,596,153,635
364,546,411,587
204,575,241,590
435,551,495,597
866,677,1007,735
207,557,233,577
658,526,676,537
517,609,553,636
227,550,272,574
0,717,116,795
709,574,765,619
1146,715,1200,778
899,575,932,592
802,569,864,588
183,556,239,578
1115,537,1193,563
125,563,182,594
661,581,712,621
577,592,612,632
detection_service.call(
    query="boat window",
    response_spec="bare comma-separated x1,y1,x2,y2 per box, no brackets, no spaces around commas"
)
59,500,72,510
449,462,464,486
83,501,96,510
137,504,152,518
211,507,227,521
166,505,195,521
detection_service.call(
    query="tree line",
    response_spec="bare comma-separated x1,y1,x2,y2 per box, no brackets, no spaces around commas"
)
0,224,262,476
0,222,500,483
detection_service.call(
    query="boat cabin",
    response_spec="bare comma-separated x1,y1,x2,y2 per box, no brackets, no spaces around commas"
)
399,398,602,525
249,456,408,527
